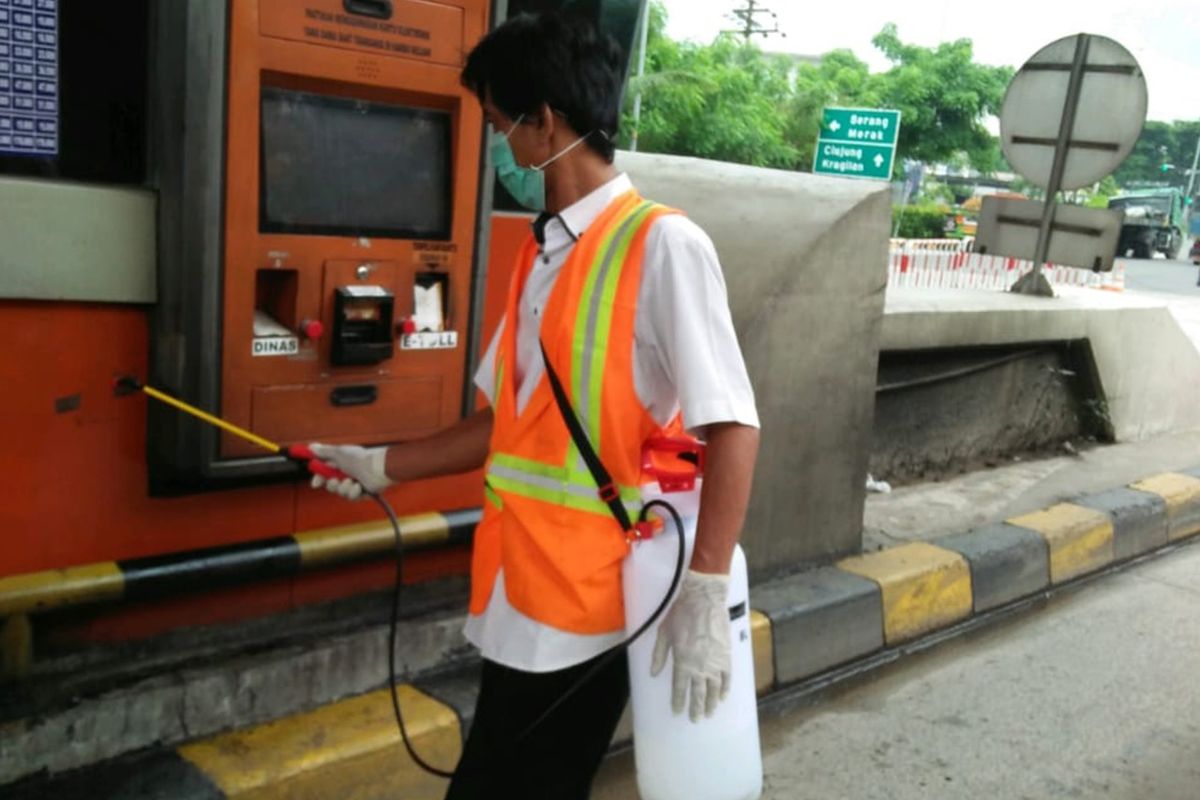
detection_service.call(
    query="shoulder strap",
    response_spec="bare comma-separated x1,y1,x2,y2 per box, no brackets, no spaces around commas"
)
539,341,634,533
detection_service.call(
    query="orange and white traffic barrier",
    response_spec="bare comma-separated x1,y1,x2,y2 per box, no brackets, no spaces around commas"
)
885,251,1128,293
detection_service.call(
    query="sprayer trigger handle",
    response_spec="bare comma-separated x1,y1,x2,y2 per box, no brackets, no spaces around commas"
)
285,444,350,481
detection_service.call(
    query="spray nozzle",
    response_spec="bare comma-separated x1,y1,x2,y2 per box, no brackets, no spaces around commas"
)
113,375,143,397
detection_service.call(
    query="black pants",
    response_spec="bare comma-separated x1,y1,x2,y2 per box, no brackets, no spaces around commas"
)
444,652,629,800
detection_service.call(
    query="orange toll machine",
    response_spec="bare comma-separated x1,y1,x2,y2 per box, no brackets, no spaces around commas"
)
150,0,489,491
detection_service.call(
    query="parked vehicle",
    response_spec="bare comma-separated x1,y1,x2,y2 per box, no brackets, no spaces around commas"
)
1108,189,1186,259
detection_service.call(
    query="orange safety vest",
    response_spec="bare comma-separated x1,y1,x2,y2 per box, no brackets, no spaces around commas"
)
471,189,693,635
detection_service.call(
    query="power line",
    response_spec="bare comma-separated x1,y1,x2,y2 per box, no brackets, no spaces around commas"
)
723,0,786,42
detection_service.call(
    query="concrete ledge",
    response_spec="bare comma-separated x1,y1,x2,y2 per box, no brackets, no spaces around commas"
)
416,668,481,739
0,607,471,785
934,524,1050,612
881,288,1200,442
1075,488,1169,561
1008,503,1114,583
178,685,460,800
2,751,223,800
753,567,883,682
836,543,973,646
1128,473,1200,541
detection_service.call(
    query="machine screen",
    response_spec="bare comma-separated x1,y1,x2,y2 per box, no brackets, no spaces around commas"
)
260,87,452,239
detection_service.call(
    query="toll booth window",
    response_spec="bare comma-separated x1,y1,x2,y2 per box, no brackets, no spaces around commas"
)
0,0,149,183
260,88,452,240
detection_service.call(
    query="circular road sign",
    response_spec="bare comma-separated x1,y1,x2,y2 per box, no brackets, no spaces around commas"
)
1000,34,1147,191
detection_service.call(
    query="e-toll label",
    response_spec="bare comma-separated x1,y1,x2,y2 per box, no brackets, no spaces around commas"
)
0,0,58,158
400,331,458,350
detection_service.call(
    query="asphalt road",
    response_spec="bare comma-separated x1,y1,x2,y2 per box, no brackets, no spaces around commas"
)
1121,256,1200,296
593,541,1200,800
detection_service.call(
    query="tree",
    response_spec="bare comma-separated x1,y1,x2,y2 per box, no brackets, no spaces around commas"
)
1081,176,1121,208
785,49,880,169
622,3,799,168
623,11,1012,178
1113,120,1200,189
864,24,1012,175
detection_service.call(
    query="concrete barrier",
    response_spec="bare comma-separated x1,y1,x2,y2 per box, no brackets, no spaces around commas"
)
1075,488,1168,561
618,151,892,572
882,288,1200,442
934,524,1050,612
837,542,973,645
1007,504,1115,584
753,567,883,682
1129,473,1200,541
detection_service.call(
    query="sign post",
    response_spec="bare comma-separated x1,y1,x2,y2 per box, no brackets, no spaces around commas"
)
986,33,1147,296
812,107,901,181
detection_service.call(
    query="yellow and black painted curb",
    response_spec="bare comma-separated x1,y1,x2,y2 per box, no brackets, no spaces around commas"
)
6,470,1200,797
1,685,464,800
36,651,779,800
177,684,461,800
752,468,1200,698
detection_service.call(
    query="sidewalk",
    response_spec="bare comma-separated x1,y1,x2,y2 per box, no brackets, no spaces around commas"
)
864,429,1200,551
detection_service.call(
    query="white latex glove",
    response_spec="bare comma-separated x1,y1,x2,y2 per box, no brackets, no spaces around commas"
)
650,569,732,722
307,443,393,500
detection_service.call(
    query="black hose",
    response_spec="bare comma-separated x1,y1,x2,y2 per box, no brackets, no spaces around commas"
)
512,499,687,743
370,489,458,778
369,490,687,779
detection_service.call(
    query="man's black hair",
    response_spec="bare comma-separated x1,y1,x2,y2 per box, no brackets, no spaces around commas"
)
462,13,624,162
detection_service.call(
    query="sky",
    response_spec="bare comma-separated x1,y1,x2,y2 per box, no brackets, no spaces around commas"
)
659,0,1199,124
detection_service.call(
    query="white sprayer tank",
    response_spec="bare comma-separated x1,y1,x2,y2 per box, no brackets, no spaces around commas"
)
622,488,763,800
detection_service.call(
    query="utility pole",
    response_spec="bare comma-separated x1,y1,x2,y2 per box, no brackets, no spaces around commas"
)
1186,134,1200,202
629,0,651,153
724,0,785,42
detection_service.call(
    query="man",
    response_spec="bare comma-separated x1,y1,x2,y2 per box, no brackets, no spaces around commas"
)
309,12,759,798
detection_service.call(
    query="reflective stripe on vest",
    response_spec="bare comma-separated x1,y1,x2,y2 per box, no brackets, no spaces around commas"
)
572,200,659,449
492,199,660,505
485,452,641,518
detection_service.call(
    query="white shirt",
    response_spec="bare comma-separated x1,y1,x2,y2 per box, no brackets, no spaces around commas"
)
465,173,759,673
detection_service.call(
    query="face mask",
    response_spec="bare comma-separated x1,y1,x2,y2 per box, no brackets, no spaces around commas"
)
491,114,592,212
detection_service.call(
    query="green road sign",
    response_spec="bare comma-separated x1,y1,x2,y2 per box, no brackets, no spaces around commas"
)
813,107,902,181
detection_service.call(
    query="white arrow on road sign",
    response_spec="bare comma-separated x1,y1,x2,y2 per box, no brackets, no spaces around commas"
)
873,154,884,167
829,120,841,132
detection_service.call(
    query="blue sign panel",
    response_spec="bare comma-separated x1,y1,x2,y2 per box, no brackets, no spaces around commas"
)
0,0,57,157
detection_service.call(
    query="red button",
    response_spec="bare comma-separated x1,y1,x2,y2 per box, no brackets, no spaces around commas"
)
400,318,417,335
301,319,324,340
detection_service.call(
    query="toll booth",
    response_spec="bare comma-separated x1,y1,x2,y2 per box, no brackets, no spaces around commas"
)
150,0,489,492
0,0,641,495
